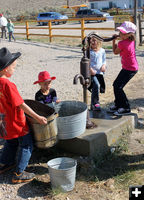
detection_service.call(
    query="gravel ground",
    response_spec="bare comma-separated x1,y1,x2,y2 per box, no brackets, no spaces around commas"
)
0,39,144,200
0,39,143,103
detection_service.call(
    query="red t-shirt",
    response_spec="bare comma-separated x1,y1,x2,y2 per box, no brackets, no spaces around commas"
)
0,78,29,140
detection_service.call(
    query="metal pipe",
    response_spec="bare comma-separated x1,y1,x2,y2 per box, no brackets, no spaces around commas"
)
83,85,88,104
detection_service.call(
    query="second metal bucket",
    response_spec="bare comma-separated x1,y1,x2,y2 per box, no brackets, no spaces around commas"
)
47,157,77,192
55,101,87,140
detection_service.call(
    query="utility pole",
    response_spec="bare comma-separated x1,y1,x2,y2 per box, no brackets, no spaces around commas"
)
134,0,138,47
67,0,69,8
134,0,137,25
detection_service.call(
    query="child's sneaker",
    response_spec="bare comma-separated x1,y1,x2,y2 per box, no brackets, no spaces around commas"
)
91,104,101,111
0,163,16,174
12,171,35,183
114,108,131,116
107,105,118,113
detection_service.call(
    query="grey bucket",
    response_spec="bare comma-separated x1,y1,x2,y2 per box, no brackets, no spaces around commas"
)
55,101,87,140
47,157,77,192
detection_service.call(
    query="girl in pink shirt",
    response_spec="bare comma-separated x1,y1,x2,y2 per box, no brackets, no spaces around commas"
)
108,21,138,115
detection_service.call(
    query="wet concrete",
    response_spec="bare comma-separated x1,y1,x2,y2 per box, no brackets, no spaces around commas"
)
57,109,138,158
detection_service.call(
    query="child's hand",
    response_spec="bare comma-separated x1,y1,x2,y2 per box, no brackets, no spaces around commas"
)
56,99,60,104
90,68,96,75
100,65,106,72
37,116,47,125
113,34,119,40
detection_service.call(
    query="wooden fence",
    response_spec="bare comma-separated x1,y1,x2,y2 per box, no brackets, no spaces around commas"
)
13,16,133,42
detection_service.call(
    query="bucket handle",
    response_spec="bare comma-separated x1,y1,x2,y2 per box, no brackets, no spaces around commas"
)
26,113,58,125
47,113,58,123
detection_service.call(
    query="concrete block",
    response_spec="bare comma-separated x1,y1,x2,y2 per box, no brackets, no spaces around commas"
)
57,110,138,157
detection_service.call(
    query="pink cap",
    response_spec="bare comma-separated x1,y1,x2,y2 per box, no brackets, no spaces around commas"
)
33,71,56,84
117,21,137,34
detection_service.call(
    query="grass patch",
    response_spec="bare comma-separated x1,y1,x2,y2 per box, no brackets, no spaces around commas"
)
103,45,112,49
16,35,82,47
15,35,114,49
77,132,141,189
51,187,65,196
114,171,136,190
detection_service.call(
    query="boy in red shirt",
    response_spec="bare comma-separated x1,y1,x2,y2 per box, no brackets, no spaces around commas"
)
0,47,47,183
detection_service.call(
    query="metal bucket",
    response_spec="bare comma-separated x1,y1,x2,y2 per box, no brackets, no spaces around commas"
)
47,157,77,192
24,99,58,149
55,101,87,140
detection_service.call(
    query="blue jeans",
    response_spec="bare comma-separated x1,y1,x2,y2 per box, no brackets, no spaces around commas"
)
1,26,7,39
0,131,33,173
113,69,137,109
8,31,15,41
91,75,100,105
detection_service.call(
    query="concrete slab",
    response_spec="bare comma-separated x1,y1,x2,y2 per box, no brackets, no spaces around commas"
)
57,109,138,158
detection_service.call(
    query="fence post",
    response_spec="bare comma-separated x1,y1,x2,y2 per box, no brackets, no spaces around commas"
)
138,14,142,46
26,21,29,40
81,19,85,41
48,21,52,43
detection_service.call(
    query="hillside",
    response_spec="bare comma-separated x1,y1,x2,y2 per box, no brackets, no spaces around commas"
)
0,0,88,18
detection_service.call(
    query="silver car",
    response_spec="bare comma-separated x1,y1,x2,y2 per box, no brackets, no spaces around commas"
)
37,12,68,25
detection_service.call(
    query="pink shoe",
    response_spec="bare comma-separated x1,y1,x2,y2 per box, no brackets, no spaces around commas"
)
91,104,101,111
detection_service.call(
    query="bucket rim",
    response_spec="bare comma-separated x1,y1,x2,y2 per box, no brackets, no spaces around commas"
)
55,100,87,119
47,157,77,170
57,100,87,107
57,109,87,120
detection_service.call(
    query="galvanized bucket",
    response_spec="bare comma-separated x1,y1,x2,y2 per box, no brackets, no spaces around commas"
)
55,101,87,140
47,157,77,192
24,99,58,149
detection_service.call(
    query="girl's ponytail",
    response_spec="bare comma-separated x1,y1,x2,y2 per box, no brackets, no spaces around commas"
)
129,33,135,41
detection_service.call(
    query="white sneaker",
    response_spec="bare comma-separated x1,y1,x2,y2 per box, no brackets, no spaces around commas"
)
114,108,131,116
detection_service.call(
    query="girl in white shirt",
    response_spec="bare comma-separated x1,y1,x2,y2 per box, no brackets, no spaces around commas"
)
89,36,106,111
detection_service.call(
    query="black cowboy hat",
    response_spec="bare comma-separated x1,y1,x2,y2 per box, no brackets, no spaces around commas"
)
0,47,21,71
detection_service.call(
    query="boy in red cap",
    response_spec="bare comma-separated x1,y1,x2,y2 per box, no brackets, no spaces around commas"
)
34,71,60,105
0,47,47,183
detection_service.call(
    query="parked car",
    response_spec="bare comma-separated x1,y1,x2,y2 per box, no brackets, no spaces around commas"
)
37,12,68,25
76,9,110,22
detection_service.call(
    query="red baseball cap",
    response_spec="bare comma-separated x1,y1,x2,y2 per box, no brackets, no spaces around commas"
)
33,71,56,84
0,14,3,17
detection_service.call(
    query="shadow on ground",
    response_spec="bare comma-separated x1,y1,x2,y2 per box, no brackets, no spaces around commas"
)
105,97,144,109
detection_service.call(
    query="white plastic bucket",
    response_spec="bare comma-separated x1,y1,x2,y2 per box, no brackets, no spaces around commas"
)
47,157,77,192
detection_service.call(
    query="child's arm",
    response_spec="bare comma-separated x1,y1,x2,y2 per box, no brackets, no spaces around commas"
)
112,35,121,55
101,50,106,72
19,103,47,125
53,91,60,104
